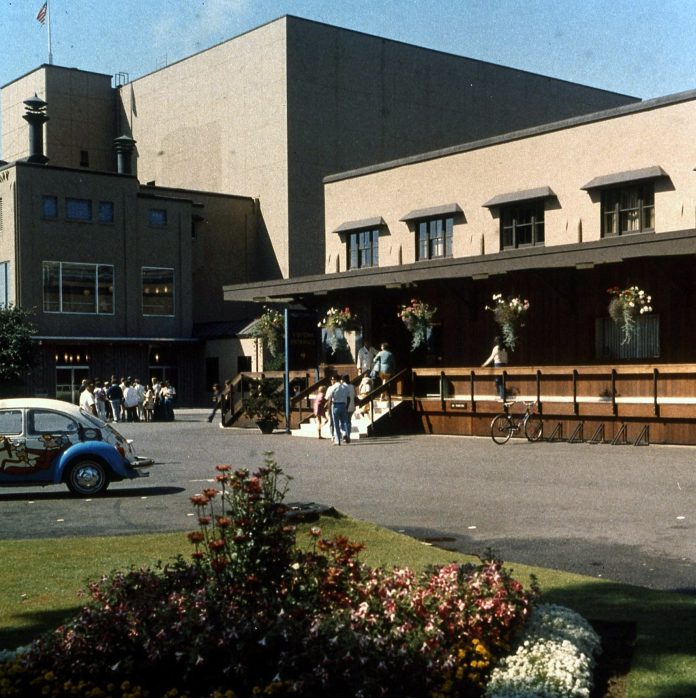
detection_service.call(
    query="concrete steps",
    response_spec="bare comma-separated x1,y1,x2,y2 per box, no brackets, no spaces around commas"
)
292,398,400,439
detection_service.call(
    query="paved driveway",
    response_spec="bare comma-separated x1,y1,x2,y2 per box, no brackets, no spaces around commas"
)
1,409,694,593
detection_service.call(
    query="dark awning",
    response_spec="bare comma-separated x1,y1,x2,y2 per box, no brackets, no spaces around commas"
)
483,186,555,208
332,217,385,234
581,166,667,191
400,203,462,221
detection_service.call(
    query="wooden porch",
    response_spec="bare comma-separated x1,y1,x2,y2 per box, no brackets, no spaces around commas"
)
411,363,696,445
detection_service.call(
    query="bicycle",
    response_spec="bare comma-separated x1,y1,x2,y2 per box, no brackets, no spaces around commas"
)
490,400,543,444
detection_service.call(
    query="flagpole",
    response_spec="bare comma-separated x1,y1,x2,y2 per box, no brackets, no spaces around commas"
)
47,1,53,65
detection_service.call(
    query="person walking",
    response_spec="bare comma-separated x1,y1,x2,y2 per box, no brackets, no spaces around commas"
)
482,336,509,399
207,384,222,423
372,342,395,384
326,374,350,445
343,374,356,443
312,385,328,438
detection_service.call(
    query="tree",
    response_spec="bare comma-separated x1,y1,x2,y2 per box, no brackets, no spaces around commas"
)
0,304,37,382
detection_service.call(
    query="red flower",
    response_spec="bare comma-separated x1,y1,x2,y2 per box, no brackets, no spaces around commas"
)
215,464,231,472
187,531,204,544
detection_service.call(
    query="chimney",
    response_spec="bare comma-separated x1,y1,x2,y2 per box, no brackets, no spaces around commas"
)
22,94,49,164
113,135,136,175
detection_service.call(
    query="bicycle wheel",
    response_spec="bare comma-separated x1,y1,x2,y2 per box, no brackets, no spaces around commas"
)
524,415,543,442
491,414,514,444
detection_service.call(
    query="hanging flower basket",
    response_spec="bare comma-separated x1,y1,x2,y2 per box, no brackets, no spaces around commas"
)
486,293,530,352
398,299,437,351
318,307,358,353
250,307,284,358
607,285,653,345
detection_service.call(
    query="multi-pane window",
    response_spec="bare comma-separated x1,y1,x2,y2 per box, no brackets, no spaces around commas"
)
42,195,58,219
149,208,167,227
142,267,174,316
348,229,379,269
42,261,114,314
0,261,10,308
66,198,92,222
501,202,545,249
596,315,660,360
417,217,453,261
99,201,114,224
602,185,654,236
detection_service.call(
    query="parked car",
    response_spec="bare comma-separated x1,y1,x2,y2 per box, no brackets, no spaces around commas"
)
0,398,154,496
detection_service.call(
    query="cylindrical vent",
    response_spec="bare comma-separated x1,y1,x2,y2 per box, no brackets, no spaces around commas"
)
114,135,136,175
22,94,49,164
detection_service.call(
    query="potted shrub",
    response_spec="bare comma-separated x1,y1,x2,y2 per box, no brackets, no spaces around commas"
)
242,376,284,433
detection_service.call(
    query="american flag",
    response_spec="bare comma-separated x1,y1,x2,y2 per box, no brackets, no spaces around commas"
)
36,2,48,25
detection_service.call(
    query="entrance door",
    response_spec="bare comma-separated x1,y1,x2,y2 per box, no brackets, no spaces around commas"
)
55,366,90,404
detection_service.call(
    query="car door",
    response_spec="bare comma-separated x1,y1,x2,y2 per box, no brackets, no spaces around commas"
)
23,409,81,479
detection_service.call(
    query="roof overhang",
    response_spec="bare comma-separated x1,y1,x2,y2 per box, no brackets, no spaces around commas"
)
331,217,385,234
400,203,462,221
581,165,667,190
483,186,555,208
223,228,696,303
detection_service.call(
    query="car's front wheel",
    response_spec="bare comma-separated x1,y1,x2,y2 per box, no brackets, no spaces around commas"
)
66,458,110,496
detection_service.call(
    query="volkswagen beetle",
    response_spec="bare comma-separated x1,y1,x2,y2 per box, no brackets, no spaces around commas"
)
0,398,154,496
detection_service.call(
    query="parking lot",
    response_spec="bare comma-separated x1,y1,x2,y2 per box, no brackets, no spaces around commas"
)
1,408,694,593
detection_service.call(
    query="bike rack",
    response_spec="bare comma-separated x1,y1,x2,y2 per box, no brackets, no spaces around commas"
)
611,423,628,445
547,422,564,442
568,422,584,443
633,425,650,446
588,423,606,444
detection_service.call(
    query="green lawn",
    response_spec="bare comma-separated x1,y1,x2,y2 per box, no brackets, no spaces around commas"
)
1,515,695,697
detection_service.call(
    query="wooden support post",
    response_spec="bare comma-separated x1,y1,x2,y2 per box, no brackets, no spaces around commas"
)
653,369,660,417
470,370,476,413
572,369,579,416
611,369,618,417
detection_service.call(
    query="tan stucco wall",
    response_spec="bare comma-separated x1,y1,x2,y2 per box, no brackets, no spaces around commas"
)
120,19,290,280
0,167,16,303
324,98,696,270
2,67,115,171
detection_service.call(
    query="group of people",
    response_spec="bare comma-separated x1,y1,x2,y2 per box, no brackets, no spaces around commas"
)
311,340,395,445
78,376,177,422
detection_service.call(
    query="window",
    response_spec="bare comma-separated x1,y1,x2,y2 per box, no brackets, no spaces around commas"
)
42,261,114,314
596,314,660,360
142,267,174,316
98,201,114,224
42,195,58,219
29,410,78,435
348,229,379,269
417,217,453,261
501,202,545,249
602,185,654,236
0,410,22,435
0,261,10,308
66,198,92,222
79,150,90,168
149,208,167,227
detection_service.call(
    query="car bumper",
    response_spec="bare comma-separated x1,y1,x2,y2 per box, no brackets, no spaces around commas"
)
131,456,155,468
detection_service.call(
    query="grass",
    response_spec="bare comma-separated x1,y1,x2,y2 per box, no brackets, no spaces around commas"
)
1,515,695,697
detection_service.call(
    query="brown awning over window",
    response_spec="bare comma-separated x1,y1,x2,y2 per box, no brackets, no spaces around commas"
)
581,166,667,191
400,203,462,221
483,186,555,208
331,217,385,234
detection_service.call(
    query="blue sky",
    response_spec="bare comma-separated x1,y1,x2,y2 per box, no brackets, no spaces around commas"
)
2,0,696,99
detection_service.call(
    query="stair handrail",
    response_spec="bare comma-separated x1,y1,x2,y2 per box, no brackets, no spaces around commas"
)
355,367,410,426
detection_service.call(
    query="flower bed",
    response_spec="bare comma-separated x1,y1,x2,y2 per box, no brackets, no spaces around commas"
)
0,456,601,697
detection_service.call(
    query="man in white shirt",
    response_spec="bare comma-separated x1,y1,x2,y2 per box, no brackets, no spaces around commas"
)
79,382,97,416
326,374,350,445
356,340,377,375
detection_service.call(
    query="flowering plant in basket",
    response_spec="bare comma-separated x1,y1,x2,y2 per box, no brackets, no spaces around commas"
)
398,298,437,350
486,293,530,351
608,285,653,345
250,306,284,358
318,306,358,352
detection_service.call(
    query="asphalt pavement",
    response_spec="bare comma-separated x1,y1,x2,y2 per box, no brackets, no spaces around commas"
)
1,409,694,594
